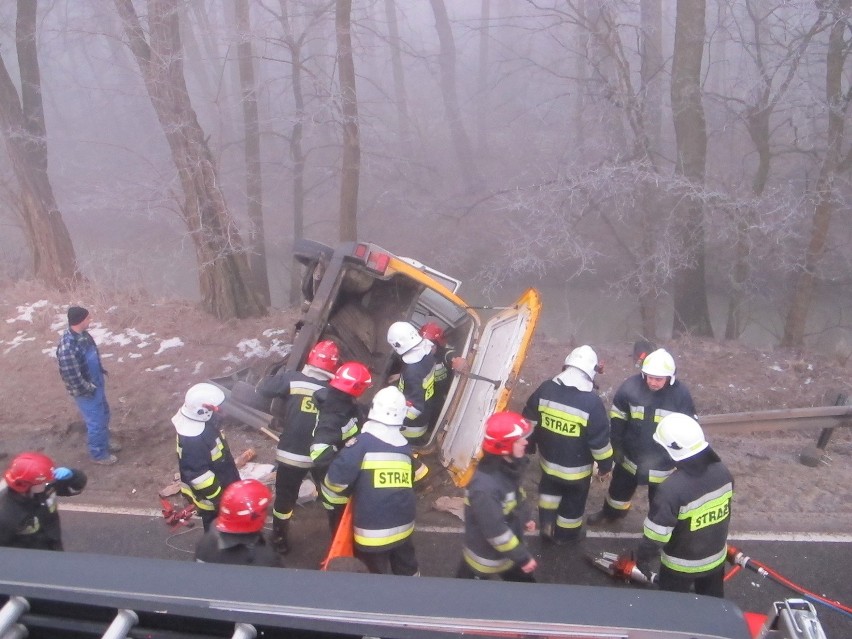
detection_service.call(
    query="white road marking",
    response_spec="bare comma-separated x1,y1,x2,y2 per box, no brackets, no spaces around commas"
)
62,503,852,543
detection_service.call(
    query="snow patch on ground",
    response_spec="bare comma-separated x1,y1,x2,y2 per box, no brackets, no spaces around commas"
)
154,337,184,355
5,300,50,323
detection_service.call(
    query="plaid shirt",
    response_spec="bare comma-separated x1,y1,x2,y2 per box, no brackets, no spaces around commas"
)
56,329,98,397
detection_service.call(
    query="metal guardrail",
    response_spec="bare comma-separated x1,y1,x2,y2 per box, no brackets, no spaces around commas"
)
700,395,852,468
701,405,852,434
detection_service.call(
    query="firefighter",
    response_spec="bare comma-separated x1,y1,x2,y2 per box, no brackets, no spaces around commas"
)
457,411,537,582
387,321,436,445
322,386,419,576
631,414,733,597
0,452,87,550
195,479,281,567
419,322,467,422
172,383,241,532
311,361,372,531
257,340,340,554
587,348,696,526
523,345,613,544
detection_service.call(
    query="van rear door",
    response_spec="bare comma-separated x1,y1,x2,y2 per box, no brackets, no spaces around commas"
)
439,288,541,486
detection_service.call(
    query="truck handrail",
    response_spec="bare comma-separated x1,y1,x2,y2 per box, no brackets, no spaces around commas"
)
0,548,752,639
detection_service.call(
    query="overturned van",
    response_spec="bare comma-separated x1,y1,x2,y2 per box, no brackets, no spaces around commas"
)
212,240,540,486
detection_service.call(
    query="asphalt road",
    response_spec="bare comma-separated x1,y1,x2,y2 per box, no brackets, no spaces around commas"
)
60,502,852,638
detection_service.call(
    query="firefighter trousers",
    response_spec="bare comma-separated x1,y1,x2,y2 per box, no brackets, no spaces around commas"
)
659,565,725,598
601,464,661,517
273,463,325,521
538,473,590,542
355,539,419,576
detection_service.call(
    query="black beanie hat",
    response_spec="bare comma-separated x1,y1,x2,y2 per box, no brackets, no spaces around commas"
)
67,306,89,326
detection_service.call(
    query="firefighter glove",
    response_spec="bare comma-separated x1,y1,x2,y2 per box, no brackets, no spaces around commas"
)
53,467,72,480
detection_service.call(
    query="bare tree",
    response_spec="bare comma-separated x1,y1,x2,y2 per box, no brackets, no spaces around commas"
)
384,0,411,149
476,0,491,155
0,0,79,288
782,0,852,347
259,0,334,302
635,0,663,339
670,0,713,336
235,0,271,305
428,0,482,191
336,0,359,242
113,0,265,319
712,1,825,339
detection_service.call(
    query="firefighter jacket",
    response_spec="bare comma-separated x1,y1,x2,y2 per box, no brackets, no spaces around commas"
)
323,420,416,552
0,470,87,550
637,448,733,576
310,387,361,468
461,455,534,575
524,379,613,481
431,343,456,404
195,530,281,567
258,367,330,469
609,374,696,482
398,352,437,439
177,416,241,513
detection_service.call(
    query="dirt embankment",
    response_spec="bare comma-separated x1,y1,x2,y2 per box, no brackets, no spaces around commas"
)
1,281,850,533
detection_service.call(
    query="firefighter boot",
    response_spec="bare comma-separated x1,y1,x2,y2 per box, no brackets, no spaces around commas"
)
586,504,625,527
272,519,291,555
539,517,557,544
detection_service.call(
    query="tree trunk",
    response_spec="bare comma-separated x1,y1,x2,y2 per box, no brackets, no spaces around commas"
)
275,0,310,305
476,0,490,156
336,0,359,242
428,0,481,191
670,0,713,337
782,2,851,347
572,0,586,152
235,0,271,305
384,0,411,150
0,0,79,289
114,0,265,320
637,0,663,339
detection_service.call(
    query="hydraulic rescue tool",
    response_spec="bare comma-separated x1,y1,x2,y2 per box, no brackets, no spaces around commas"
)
589,545,849,638
159,498,196,527
587,550,657,584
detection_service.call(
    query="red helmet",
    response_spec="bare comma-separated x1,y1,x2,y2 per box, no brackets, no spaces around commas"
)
420,322,446,347
216,479,272,534
4,452,55,493
306,340,340,372
329,361,372,397
481,412,532,456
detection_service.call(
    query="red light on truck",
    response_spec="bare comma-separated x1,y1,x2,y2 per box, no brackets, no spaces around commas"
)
368,252,390,273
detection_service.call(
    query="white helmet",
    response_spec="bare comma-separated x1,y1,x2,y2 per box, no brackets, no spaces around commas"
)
172,383,225,436
368,386,407,427
387,321,423,356
653,413,707,461
641,348,676,383
564,345,599,381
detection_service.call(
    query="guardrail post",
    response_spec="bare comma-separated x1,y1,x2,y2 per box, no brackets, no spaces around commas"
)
799,392,846,467
231,623,256,639
101,609,138,639
0,597,29,637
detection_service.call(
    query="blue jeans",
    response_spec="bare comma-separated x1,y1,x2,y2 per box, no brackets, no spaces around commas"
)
75,387,111,460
